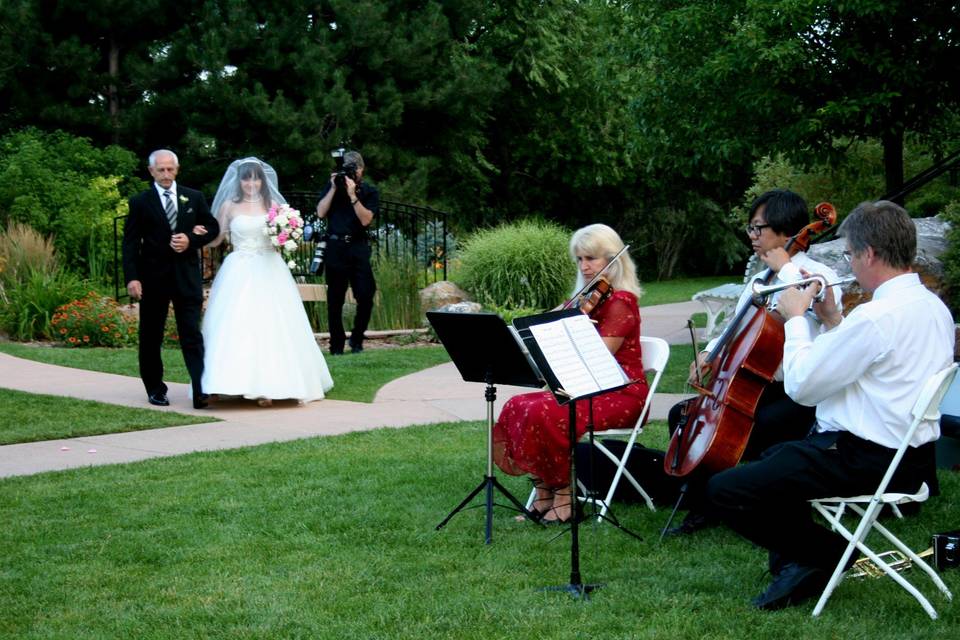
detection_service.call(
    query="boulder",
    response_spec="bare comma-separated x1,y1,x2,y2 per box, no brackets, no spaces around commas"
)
420,280,472,312
807,214,950,306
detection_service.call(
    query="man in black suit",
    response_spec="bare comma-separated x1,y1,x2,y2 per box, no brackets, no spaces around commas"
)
122,149,219,409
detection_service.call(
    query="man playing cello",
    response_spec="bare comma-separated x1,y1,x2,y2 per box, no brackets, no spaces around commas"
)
664,189,842,535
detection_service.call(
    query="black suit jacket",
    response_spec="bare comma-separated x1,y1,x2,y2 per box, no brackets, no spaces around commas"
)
122,184,220,297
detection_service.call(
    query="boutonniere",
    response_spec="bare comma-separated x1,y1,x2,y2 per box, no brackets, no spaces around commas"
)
179,195,189,204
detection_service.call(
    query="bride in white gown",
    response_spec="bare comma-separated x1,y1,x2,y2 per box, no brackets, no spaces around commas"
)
199,157,334,405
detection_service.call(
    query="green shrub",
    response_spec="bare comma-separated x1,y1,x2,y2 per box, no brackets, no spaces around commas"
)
740,138,960,223
50,292,137,347
372,253,422,329
0,128,142,282
939,200,960,314
0,222,58,289
1,267,87,340
457,219,573,310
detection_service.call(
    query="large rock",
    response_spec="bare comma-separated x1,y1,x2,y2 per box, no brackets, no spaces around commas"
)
807,214,950,305
420,280,472,312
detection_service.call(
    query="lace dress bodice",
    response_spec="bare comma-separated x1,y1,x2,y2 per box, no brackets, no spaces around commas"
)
229,214,271,254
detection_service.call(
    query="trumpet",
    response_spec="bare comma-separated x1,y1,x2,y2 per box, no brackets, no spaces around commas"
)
751,275,857,304
850,547,934,579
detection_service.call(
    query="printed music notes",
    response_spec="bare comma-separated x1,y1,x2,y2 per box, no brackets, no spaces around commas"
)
526,313,629,399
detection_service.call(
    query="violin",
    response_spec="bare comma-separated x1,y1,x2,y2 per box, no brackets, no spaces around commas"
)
561,245,629,315
570,277,614,316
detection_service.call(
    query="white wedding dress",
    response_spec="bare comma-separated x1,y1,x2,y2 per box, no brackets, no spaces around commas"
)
201,214,334,401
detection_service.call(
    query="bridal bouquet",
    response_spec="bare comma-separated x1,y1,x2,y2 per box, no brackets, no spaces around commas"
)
265,203,305,269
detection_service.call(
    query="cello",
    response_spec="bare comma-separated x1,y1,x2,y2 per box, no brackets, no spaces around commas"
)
664,202,837,477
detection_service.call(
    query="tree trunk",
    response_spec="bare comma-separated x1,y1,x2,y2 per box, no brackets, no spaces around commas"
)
881,98,905,202
108,36,120,145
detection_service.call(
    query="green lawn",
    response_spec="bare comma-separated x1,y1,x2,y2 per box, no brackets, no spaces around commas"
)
641,275,737,306
0,388,216,445
1,422,957,639
0,342,451,403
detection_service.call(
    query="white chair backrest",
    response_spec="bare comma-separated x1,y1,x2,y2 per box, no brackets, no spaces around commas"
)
640,335,669,373
914,363,958,424
639,336,669,392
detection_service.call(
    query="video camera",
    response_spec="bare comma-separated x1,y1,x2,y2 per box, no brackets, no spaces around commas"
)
331,146,358,190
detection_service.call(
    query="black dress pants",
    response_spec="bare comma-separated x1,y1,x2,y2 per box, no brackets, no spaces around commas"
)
324,240,377,352
138,281,205,397
704,431,928,572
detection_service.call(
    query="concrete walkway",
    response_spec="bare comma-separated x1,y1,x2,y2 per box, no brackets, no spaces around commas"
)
0,301,701,478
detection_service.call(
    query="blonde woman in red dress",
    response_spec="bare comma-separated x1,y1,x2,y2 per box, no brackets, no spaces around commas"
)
493,224,649,523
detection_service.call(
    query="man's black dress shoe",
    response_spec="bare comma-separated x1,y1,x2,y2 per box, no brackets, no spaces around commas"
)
751,562,829,611
148,392,170,406
663,510,717,537
193,393,209,409
349,340,363,354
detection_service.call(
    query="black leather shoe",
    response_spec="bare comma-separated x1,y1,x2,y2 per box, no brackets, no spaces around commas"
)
663,511,717,537
751,562,828,611
148,392,170,406
193,393,209,409
349,340,364,354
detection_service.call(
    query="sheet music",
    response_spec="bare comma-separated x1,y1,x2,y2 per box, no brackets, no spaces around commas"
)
527,313,629,399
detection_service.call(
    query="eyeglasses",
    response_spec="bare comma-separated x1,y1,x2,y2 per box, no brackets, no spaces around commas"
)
744,223,771,236
842,250,852,263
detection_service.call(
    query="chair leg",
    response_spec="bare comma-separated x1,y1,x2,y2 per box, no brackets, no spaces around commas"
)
850,505,953,602
813,500,946,619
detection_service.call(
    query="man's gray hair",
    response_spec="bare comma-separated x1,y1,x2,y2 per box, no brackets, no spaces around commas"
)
840,200,916,270
148,149,180,167
343,151,364,169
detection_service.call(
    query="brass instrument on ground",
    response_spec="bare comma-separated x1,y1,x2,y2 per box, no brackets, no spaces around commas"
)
850,547,934,579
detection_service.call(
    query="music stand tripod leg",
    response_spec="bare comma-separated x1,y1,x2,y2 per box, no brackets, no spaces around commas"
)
435,380,537,544
541,399,602,599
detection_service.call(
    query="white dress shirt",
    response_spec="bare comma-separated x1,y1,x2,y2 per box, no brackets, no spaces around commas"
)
705,251,842,381
783,272,955,449
154,181,179,208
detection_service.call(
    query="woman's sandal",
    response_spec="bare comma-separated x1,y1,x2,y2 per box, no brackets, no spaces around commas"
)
516,481,553,522
257,398,273,407
542,490,583,525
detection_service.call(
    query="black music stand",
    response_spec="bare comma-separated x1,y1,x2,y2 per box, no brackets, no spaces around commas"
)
428,311,545,544
513,310,636,599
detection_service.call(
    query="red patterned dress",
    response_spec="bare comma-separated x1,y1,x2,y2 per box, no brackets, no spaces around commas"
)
492,290,649,488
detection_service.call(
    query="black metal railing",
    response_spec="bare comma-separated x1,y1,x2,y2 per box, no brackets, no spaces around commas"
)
882,148,960,204
113,194,449,301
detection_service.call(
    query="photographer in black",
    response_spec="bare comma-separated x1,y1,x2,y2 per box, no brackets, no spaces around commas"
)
315,150,379,354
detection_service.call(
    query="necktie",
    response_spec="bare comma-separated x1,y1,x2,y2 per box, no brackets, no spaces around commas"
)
163,190,177,229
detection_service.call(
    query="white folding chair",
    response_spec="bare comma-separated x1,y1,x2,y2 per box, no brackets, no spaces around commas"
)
525,336,670,518
809,362,958,619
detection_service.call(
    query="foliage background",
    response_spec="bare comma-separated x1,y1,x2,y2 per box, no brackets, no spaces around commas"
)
1,1,957,281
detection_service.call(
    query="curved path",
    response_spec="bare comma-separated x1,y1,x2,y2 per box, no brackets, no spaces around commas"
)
0,301,701,478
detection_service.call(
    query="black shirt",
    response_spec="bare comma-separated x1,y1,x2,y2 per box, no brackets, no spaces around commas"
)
317,180,380,238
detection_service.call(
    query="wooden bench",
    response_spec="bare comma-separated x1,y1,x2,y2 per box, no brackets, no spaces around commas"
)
297,284,380,304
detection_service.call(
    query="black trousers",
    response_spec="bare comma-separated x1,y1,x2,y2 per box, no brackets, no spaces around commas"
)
705,431,929,572
138,281,205,397
324,240,377,351
667,382,817,511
